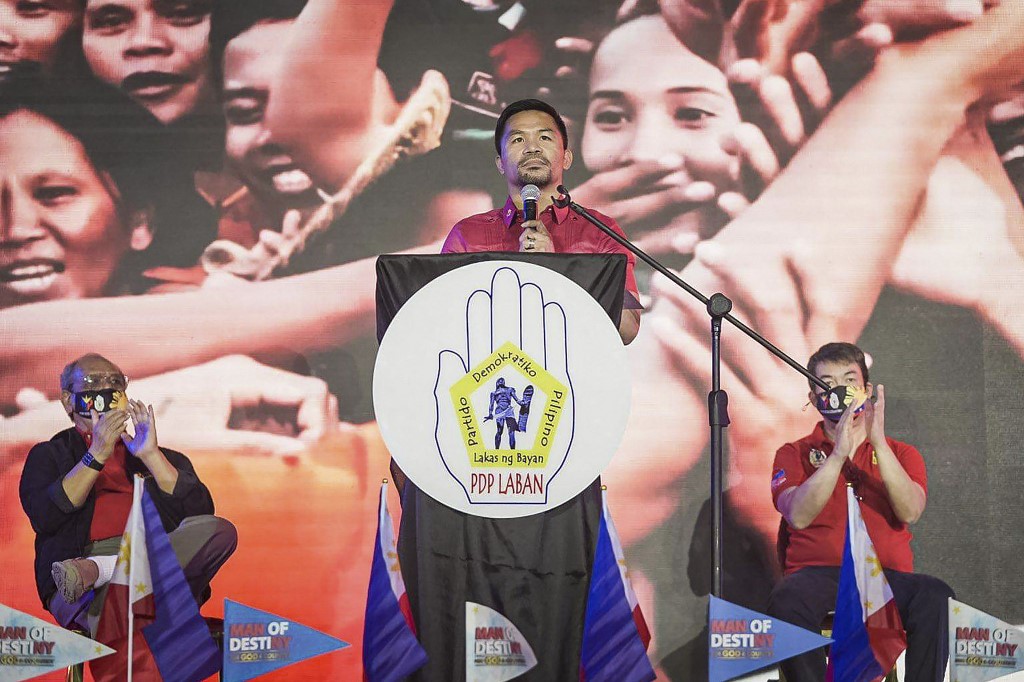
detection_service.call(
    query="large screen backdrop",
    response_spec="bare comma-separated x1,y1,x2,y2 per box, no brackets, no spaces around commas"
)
1,0,1022,679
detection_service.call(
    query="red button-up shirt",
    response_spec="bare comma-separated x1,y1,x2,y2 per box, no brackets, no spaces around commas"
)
441,196,642,309
771,421,927,574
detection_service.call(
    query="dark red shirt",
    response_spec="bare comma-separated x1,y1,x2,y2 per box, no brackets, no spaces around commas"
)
771,422,927,574
441,196,642,309
80,431,134,542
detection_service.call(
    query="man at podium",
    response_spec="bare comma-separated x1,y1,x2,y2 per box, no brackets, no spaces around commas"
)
392,99,644,681
440,98,643,345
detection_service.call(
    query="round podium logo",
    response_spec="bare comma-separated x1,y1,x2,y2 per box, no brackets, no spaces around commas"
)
373,260,631,518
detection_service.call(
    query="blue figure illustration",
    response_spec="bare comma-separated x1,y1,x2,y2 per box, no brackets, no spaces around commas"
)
484,378,529,449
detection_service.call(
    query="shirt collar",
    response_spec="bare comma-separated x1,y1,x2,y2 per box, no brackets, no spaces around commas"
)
500,195,570,228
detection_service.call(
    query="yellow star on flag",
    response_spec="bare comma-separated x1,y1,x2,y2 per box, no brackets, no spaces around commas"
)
953,606,961,614
386,550,400,573
95,645,104,654
117,534,132,569
135,581,148,595
864,600,874,611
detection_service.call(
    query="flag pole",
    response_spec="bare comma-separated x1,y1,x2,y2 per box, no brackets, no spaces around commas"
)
127,475,141,682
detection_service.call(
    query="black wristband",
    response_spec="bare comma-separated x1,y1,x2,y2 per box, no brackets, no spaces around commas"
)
81,451,104,472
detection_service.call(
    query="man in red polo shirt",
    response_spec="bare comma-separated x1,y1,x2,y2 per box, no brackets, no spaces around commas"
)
767,342,954,681
440,98,643,345
399,100,645,681
19,353,236,634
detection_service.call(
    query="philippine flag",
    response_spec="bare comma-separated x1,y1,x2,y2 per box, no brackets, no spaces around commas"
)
93,475,220,682
579,489,655,682
827,487,906,682
363,482,428,682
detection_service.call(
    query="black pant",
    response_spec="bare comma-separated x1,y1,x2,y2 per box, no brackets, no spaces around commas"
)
766,566,954,682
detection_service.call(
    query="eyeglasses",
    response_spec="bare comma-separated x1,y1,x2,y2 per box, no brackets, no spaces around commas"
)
71,373,129,392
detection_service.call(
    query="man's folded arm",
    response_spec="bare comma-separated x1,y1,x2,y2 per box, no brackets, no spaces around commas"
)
20,444,81,535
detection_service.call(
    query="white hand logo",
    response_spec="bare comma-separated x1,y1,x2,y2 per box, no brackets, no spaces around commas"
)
434,267,575,506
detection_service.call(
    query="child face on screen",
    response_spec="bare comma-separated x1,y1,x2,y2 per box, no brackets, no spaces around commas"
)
0,0,80,79
582,15,738,204
82,0,212,124
222,19,317,207
0,111,145,307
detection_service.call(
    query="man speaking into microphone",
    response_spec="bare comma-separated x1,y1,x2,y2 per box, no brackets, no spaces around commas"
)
441,98,643,344
393,100,645,681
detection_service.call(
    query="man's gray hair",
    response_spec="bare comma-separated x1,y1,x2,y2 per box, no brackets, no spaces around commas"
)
59,353,115,392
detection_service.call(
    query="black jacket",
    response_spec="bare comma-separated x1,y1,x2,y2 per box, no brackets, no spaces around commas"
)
19,428,215,608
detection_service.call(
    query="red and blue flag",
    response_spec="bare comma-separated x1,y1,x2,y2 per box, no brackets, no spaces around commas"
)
827,488,906,682
579,489,655,682
363,482,428,682
93,476,220,682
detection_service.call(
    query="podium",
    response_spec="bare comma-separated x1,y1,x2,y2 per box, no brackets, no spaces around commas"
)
374,253,629,682
375,253,627,339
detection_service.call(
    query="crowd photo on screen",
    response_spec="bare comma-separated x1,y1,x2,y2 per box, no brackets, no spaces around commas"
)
2,0,1023,679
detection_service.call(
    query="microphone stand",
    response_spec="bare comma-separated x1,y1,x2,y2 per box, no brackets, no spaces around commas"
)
553,185,832,598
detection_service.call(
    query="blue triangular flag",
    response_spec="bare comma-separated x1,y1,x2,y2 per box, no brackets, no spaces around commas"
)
0,603,114,682
222,600,349,681
709,596,832,682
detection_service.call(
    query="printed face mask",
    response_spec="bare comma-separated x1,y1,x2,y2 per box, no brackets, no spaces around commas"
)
73,389,128,417
815,385,869,422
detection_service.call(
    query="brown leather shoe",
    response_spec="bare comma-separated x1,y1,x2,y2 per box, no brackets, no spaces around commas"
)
51,558,99,603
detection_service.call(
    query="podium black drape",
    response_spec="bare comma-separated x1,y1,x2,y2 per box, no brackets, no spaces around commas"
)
375,253,627,682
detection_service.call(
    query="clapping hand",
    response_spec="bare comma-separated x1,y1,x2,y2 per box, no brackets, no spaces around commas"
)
831,398,861,461
89,408,129,462
862,383,886,448
121,399,160,460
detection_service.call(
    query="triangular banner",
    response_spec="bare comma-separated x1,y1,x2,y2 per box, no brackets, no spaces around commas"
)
949,598,1024,682
0,603,114,682
708,596,832,682
465,601,538,682
222,599,349,681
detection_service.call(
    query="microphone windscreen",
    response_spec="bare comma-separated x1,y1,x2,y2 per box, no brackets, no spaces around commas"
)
521,184,541,221
520,184,541,202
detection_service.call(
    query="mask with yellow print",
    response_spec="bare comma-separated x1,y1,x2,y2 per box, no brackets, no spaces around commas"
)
73,389,128,417
815,385,870,422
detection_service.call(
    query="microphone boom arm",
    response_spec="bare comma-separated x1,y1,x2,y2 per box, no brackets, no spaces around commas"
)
554,185,828,389
554,184,833,600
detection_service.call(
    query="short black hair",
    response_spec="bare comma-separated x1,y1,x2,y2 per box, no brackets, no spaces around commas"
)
0,73,214,280
807,342,870,391
0,75,182,216
494,98,569,155
209,0,308,88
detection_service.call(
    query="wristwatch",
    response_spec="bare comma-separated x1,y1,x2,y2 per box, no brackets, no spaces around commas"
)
81,451,104,472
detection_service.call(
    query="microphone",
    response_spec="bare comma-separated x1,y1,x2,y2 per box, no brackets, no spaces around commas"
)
521,184,540,222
